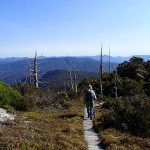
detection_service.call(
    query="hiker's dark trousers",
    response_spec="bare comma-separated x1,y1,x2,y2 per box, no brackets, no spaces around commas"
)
86,101,94,116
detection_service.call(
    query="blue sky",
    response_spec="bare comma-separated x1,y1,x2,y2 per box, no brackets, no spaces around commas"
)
0,0,150,57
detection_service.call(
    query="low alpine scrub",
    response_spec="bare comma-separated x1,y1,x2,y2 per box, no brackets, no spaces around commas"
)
102,95,150,137
94,102,150,150
16,83,71,110
0,100,87,150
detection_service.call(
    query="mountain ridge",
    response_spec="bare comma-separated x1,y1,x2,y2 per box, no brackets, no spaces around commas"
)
82,55,150,63
0,57,117,86
0,55,149,87
1,54,150,64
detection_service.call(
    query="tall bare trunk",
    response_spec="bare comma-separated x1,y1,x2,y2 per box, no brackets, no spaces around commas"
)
64,81,66,90
69,69,74,89
73,58,77,94
99,43,103,96
33,51,38,88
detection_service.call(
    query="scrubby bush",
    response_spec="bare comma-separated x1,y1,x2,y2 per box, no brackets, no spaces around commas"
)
17,83,48,109
102,96,150,137
12,96,36,111
66,89,77,99
123,95,150,137
122,78,145,96
16,83,42,97
16,83,71,109
0,82,37,111
0,82,21,107
55,91,70,109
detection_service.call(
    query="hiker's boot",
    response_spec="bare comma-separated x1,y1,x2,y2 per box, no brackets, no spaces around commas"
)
90,115,93,120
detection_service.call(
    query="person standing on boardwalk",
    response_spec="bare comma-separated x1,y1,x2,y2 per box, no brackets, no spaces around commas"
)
84,85,97,119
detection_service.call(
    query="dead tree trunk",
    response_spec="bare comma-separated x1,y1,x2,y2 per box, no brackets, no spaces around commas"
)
69,69,74,89
33,51,38,88
99,43,103,96
73,58,77,94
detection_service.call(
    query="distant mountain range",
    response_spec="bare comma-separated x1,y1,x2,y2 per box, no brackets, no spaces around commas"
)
0,56,117,86
82,55,150,63
1,54,150,64
0,57,28,64
0,55,149,88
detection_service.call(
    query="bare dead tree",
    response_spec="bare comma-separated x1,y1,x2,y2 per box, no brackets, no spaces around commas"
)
14,79,18,87
99,42,103,96
67,82,70,88
114,69,118,98
33,51,39,88
73,58,77,94
69,69,74,89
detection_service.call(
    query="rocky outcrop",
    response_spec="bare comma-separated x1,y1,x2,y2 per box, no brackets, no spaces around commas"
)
0,108,15,122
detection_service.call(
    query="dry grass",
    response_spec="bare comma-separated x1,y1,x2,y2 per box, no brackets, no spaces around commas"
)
94,106,150,150
0,100,87,150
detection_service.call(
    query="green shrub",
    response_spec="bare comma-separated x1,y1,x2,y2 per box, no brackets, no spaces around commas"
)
101,111,117,129
12,96,36,111
57,91,70,109
66,89,78,99
16,83,42,96
123,95,150,137
122,79,145,96
0,82,36,111
0,82,21,107
102,96,150,137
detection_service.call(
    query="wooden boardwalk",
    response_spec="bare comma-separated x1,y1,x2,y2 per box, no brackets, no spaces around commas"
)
83,109,103,150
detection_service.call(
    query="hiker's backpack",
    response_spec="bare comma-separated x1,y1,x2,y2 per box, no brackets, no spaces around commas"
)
86,89,93,101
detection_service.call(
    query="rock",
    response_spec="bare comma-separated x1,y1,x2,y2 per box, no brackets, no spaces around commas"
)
0,108,15,122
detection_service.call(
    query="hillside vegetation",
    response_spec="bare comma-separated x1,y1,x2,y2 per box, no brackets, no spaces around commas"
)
0,56,150,149
0,101,86,149
79,56,150,149
0,83,87,149
40,70,97,90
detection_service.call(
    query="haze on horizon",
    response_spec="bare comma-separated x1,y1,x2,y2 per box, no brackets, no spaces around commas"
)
0,0,150,58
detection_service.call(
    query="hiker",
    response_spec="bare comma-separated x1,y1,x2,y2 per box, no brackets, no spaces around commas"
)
84,85,97,118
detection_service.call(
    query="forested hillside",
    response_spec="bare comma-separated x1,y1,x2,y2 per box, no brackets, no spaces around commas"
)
40,70,97,90
0,57,118,86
